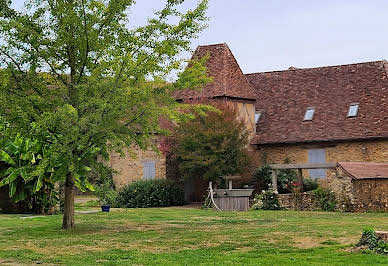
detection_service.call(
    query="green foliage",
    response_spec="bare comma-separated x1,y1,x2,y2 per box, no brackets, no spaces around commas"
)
251,187,281,210
313,187,337,211
116,179,184,208
93,166,118,206
357,228,388,255
303,178,318,192
0,0,209,224
253,163,318,193
277,168,298,194
253,164,272,190
0,134,60,213
171,104,251,183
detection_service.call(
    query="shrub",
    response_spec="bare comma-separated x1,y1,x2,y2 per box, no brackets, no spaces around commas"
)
116,179,184,208
251,187,281,210
313,187,337,211
253,163,299,194
93,164,118,206
357,228,388,255
95,186,118,206
253,165,272,190
303,178,318,192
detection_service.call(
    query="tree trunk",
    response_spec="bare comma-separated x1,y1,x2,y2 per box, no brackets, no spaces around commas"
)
62,173,75,229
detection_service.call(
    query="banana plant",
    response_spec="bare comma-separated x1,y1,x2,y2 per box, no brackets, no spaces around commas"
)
0,134,94,212
0,135,48,200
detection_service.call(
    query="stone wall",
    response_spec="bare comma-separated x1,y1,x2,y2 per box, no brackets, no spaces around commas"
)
352,179,388,212
277,192,319,211
256,139,388,178
277,168,388,212
110,144,166,189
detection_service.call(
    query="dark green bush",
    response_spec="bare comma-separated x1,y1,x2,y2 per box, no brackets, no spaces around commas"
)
313,187,337,211
357,228,388,255
116,179,185,208
253,163,299,194
252,165,272,190
303,178,318,192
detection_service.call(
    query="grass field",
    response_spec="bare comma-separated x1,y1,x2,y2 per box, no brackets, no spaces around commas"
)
0,203,387,265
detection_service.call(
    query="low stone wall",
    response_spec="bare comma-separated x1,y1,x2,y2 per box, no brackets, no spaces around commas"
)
277,192,319,211
352,179,388,212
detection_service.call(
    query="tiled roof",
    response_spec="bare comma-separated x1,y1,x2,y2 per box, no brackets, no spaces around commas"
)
338,162,388,179
246,61,388,144
174,43,256,101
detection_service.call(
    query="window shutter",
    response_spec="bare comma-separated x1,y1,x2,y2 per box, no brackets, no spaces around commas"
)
308,149,326,178
143,161,156,179
150,162,156,179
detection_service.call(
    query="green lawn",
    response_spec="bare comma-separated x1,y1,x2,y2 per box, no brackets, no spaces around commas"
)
0,206,387,265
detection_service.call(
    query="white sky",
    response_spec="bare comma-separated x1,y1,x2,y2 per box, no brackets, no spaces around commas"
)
11,0,388,73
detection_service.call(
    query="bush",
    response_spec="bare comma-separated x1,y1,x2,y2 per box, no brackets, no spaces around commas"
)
303,178,318,192
253,163,299,194
357,228,388,255
253,165,272,191
116,179,185,208
251,187,281,210
313,187,337,211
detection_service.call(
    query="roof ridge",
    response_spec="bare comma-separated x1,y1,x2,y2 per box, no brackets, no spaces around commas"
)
245,60,387,76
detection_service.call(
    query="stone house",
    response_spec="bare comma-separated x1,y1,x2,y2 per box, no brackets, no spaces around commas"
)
111,43,388,208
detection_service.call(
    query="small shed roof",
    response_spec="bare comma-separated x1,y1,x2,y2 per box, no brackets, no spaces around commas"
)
338,162,388,179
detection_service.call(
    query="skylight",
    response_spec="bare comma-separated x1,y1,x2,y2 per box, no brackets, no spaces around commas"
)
255,111,261,124
347,103,359,117
304,107,315,121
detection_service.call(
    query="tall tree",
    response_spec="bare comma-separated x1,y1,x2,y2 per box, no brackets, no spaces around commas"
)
0,0,210,229
169,103,251,184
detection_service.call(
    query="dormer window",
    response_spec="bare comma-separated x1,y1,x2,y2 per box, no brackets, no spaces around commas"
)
255,111,261,124
304,107,315,121
347,103,359,117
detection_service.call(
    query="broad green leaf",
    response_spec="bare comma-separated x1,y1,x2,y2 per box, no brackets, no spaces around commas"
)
33,176,43,193
13,190,26,202
0,171,18,187
0,150,16,165
83,166,92,172
9,182,17,197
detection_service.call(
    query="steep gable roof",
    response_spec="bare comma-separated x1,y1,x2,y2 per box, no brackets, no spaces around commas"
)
174,43,256,101
246,61,388,145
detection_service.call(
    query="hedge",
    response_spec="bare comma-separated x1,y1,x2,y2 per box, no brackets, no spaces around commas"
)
115,179,185,208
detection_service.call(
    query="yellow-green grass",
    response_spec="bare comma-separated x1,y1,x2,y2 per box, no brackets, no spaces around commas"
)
0,207,387,265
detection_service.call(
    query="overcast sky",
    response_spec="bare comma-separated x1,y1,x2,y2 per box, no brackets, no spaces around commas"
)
11,0,388,73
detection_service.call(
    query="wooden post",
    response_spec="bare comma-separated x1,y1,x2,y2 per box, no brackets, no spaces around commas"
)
228,180,233,190
297,168,303,193
271,169,278,193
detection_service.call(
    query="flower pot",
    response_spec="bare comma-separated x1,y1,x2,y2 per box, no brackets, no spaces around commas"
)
101,205,110,212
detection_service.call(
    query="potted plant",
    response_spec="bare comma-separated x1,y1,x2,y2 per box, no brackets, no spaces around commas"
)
96,186,117,212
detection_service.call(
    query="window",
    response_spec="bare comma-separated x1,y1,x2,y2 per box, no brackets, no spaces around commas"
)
255,111,261,124
304,107,315,121
347,103,359,117
143,161,156,180
308,149,326,178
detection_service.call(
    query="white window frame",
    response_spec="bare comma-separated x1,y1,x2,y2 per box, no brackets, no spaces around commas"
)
347,103,359,117
304,107,315,121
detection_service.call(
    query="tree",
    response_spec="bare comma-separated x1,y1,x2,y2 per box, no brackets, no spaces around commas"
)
0,0,210,229
170,103,251,184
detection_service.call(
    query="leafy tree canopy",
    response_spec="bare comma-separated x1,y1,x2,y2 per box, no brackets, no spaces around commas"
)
170,102,251,183
0,0,210,228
